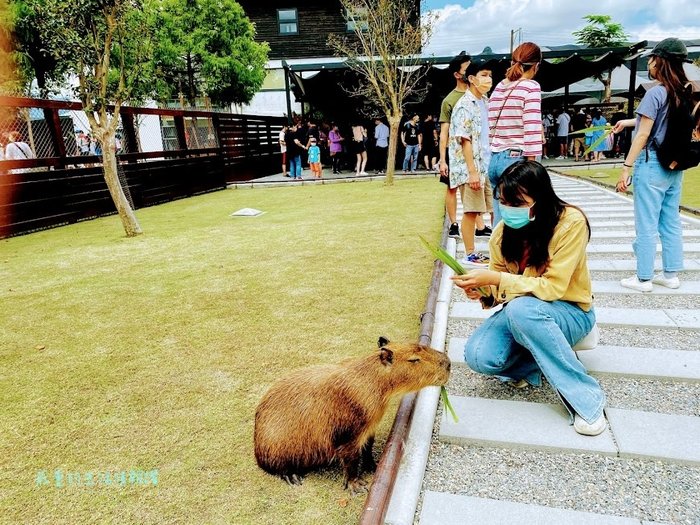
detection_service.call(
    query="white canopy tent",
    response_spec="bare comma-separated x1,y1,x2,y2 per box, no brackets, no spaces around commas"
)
542,64,647,100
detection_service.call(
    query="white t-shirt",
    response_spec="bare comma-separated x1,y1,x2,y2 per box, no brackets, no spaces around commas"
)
5,141,35,160
278,130,286,153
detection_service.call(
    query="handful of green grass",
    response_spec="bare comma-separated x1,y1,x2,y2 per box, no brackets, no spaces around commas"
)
419,235,489,297
440,386,458,422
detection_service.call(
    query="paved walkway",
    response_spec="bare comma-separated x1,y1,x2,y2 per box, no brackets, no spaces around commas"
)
385,174,700,525
227,157,622,187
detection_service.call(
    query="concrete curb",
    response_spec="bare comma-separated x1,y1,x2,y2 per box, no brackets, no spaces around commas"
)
384,238,456,525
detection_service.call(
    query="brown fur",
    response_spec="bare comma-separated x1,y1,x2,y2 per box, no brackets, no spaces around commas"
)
253,337,451,493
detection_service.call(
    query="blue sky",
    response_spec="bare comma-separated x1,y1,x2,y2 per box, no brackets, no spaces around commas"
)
422,0,700,56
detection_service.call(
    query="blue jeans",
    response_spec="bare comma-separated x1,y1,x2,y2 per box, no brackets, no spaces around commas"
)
464,296,605,423
487,150,524,225
632,149,684,280
289,155,302,179
403,144,419,171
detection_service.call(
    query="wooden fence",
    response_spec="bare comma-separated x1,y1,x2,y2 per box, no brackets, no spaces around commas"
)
0,97,285,237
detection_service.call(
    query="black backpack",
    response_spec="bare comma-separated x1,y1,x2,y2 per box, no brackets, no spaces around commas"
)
654,88,700,172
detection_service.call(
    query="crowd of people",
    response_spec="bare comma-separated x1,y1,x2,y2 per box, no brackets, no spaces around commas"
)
276,113,442,180
542,104,629,162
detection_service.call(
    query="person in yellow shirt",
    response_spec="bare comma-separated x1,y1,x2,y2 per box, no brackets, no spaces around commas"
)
452,160,606,436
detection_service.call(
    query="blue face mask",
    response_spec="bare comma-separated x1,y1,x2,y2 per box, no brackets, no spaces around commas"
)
499,202,535,229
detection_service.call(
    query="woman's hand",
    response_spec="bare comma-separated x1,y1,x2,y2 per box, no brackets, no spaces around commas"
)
616,166,632,193
452,269,500,296
612,118,634,134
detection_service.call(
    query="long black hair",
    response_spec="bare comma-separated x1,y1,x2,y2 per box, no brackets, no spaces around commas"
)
497,161,590,269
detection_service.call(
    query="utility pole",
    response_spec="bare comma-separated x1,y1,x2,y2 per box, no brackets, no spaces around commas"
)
510,28,522,54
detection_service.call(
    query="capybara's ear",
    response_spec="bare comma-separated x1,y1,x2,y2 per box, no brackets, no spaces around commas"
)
377,336,390,348
379,348,393,365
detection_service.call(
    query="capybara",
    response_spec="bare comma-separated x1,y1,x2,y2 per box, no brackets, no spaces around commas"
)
253,336,451,494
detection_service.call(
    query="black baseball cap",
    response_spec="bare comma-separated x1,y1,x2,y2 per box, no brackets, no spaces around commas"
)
649,38,691,63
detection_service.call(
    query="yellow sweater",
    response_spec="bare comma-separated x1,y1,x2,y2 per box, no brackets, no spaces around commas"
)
485,206,593,312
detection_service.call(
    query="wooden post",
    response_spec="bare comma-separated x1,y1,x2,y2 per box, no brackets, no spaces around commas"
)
121,111,139,160
45,108,66,168
174,116,188,151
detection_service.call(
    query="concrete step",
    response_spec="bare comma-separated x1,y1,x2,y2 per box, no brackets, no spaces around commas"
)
580,206,634,213
466,242,700,255
447,338,700,382
451,302,700,330
439,396,700,465
592,280,700,295
588,259,700,271
439,396,617,454
419,492,661,525
585,212,635,218
591,230,700,239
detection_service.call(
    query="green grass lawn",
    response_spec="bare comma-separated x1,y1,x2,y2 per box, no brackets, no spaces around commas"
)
555,165,700,210
0,178,445,524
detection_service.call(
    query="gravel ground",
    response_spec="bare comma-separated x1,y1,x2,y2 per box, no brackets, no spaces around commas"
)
417,178,700,525
418,444,700,525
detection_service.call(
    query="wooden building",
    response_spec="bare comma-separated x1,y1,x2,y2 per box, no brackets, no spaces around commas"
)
237,0,355,60
238,1,420,60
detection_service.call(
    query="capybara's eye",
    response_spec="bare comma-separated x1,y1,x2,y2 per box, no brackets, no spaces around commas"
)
408,357,421,363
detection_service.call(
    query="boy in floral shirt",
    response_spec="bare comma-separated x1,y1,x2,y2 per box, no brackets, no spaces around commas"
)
449,59,494,267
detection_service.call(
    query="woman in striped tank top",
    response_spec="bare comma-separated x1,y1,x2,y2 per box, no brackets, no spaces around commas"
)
487,42,543,225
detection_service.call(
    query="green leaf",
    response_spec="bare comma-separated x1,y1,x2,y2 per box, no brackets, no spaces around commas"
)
419,234,467,274
419,235,489,296
568,124,609,136
441,386,458,423
583,128,613,156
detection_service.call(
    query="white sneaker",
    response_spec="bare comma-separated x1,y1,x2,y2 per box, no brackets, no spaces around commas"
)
620,276,652,293
555,155,565,160
574,413,607,436
651,273,680,289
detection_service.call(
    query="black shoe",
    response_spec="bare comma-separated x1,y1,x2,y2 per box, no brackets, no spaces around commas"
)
448,223,460,238
475,226,492,237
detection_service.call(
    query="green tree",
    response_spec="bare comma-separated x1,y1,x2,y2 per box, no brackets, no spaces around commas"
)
328,0,435,185
573,14,628,103
148,0,268,108
38,0,156,237
6,0,70,97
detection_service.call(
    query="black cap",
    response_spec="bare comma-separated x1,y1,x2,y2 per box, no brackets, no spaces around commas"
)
464,58,492,78
649,38,691,63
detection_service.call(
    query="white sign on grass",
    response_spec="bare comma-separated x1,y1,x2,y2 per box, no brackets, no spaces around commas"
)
230,208,265,217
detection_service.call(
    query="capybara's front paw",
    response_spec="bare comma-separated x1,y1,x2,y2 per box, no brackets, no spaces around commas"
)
363,458,377,473
345,478,368,496
281,473,304,486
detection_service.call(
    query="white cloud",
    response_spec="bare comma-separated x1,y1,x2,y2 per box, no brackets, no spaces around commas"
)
424,0,700,56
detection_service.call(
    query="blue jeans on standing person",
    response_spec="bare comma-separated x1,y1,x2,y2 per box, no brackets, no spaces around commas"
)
488,149,524,225
289,155,302,179
403,144,419,171
632,148,684,280
464,296,605,424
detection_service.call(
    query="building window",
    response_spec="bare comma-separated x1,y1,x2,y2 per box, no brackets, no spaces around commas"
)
278,8,298,35
346,7,369,32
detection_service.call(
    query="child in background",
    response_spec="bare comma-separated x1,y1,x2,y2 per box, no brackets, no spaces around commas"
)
308,138,322,179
